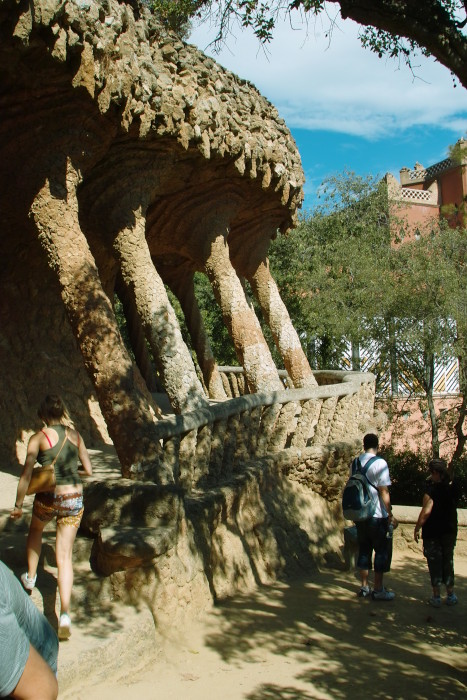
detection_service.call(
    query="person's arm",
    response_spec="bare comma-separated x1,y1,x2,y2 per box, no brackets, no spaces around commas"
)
414,493,433,542
77,433,92,476
10,433,41,520
68,428,92,477
0,598,58,700
377,485,398,527
447,459,454,481
10,644,58,700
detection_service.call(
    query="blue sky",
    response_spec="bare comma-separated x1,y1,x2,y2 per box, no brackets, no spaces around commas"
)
189,9,467,210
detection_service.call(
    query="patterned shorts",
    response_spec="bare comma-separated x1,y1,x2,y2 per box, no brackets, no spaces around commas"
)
33,492,84,528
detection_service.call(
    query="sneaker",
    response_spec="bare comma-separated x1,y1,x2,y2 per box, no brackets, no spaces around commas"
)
446,593,458,606
371,588,395,601
429,595,442,608
20,572,37,591
357,586,372,598
58,613,71,640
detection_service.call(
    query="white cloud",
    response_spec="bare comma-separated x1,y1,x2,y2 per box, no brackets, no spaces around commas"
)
189,12,467,139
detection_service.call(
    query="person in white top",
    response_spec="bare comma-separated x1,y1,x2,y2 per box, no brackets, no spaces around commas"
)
353,433,398,601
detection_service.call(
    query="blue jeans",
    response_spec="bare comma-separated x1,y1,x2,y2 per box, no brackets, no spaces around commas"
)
356,518,392,573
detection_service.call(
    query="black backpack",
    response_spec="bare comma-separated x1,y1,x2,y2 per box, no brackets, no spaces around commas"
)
342,456,379,522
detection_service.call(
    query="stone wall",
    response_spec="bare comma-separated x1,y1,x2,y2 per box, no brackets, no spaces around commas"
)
0,0,381,617
80,443,348,624
0,0,306,470
75,370,378,620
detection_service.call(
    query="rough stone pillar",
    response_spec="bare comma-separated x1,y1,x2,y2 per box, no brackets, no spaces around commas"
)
235,234,320,446
168,272,227,400
204,231,283,393
248,259,318,388
115,274,160,392
30,160,162,476
113,211,208,413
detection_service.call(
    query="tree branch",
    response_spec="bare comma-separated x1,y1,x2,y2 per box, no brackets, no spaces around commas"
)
334,0,467,88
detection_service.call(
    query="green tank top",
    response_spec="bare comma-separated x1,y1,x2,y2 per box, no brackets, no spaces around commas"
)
37,425,81,487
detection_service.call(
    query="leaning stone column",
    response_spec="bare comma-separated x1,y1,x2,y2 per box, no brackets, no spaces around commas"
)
248,259,317,387
113,210,208,413
115,274,160,392
235,237,320,447
168,272,227,400
30,160,163,478
204,231,283,393
250,262,322,446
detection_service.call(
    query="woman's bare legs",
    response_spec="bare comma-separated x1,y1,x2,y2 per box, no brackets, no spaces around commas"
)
26,515,47,579
55,524,78,615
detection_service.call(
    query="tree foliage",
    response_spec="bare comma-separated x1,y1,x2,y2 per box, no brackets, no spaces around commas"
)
390,224,466,457
381,447,467,506
151,0,203,36
268,170,466,458
152,1,467,88
192,272,238,365
269,171,393,368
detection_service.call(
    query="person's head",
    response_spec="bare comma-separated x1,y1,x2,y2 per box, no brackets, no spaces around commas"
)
38,395,69,425
363,433,379,451
428,458,450,483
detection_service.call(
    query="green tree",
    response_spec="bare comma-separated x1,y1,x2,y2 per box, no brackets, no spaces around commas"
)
152,0,202,37
386,224,465,458
193,272,238,366
153,1,467,88
268,171,466,459
269,171,393,369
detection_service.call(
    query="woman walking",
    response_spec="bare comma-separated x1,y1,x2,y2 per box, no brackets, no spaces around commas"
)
10,395,92,639
414,458,460,607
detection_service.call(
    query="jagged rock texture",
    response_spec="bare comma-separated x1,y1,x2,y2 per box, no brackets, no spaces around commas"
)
0,0,305,465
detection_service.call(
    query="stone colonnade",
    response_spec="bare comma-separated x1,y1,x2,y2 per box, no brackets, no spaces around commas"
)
0,0,319,476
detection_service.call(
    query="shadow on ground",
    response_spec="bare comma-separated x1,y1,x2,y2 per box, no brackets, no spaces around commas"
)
202,553,467,700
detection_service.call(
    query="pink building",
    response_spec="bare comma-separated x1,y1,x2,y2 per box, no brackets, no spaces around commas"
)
379,138,466,458
386,137,467,237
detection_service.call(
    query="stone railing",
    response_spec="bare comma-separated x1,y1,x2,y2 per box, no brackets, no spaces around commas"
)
218,366,292,396
79,368,375,607
139,369,375,490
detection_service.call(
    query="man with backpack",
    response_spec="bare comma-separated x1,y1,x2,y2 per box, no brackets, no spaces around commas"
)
345,433,398,601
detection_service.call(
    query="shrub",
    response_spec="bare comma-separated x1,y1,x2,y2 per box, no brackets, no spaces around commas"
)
380,448,430,506
380,448,467,509
451,457,467,508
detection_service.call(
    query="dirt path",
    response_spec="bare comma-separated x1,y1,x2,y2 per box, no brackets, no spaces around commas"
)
2,460,465,699
60,545,466,700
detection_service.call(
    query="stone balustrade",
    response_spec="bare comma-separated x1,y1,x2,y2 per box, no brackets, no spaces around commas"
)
80,368,376,608
135,369,375,490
